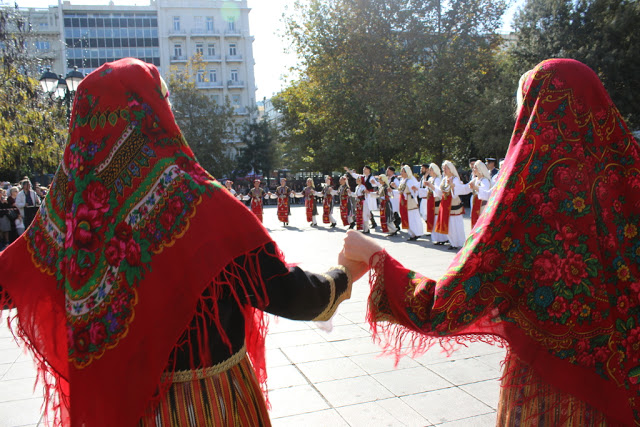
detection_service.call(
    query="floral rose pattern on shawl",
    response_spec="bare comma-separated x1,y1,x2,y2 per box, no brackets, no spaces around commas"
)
0,58,276,427
368,59,640,425
26,85,215,369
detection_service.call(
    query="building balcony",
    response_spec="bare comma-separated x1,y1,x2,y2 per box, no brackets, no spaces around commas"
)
227,80,244,88
196,81,224,89
234,107,249,115
168,29,187,37
191,28,221,36
170,55,187,62
224,29,242,36
203,55,222,62
226,54,243,62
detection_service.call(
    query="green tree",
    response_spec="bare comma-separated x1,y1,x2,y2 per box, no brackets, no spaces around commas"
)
276,0,509,171
512,0,640,128
235,118,279,185
0,6,68,182
167,55,237,177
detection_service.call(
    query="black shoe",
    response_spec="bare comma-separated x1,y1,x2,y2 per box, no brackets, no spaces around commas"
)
362,230,370,234
448,246,458,250
408,236,418,241
389,230,399,237
330,223,336,228
349,222,356,229
371,220,377,229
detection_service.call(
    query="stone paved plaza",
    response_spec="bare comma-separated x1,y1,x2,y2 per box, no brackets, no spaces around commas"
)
0,205,506,426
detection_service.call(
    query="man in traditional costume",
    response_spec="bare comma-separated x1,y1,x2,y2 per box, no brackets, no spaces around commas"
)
342,59,640,426
0,58,364,427
386,166,402,230
377,175,398,236
276,178,293,226
485,157,499,178
398,165,423,241
348,167,379,231
249,179,267,223
418,164,430,220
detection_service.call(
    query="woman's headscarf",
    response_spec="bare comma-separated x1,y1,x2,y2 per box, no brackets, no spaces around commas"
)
0,59,279,426
473,160,491,181
428,163,441,177
401,165,413,178
368,59,640,425
441,160,460,179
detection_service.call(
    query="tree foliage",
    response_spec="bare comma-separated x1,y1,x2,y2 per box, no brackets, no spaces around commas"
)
512,0,640,128
167,55,236,178
0,6,68,182
235,118,280,185
274,0,509,171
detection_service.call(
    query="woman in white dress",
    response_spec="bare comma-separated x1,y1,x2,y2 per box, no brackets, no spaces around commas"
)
399,165,424,241
428,161,470,250
468,160,493,228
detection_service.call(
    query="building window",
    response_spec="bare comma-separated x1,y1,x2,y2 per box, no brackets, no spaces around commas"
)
232,94,240,105
195,43,204,55
35,41,51,51
173,16,180,31
212,95,220,105
230,69,238,82
194,16,203,30
227,18,235,32
207,43,216,56
197,70,205,83
174,44,182,57
206,17,214,31
228,43,237,56
209,69,217,82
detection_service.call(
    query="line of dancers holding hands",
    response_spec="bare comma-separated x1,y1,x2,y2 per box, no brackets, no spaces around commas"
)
231,159,498,251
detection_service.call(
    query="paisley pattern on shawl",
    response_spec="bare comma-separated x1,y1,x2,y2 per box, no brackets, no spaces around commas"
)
367,59,640,425
0,59,275,427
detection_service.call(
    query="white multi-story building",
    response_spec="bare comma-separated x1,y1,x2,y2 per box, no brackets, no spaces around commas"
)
24,0,256,124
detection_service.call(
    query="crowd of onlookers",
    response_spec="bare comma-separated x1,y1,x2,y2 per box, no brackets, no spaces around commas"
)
0,178,47,250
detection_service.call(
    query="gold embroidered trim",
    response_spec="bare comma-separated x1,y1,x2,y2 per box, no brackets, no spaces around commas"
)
166,345,247,383
312,266,353,321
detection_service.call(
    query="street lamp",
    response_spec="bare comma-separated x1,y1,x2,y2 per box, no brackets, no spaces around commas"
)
39,66,85,122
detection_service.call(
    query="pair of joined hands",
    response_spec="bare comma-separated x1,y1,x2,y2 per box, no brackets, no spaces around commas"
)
338,230,384,283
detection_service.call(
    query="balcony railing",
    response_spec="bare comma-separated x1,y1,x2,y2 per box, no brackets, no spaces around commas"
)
227,80,244,88
203,55,222,61
196,81,224,88
170,55,187,62
224,28,241,36
191,28,221,36
226,54,243,62
168,29,187,36
233,107,248,115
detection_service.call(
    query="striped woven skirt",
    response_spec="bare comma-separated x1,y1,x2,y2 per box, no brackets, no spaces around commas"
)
139,350,270,427
497,354,610,426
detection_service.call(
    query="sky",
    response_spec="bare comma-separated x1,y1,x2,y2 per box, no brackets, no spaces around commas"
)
12,0,523,100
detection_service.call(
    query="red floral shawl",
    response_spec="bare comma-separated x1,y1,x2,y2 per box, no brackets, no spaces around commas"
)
368,59,640,424
0,59,277,426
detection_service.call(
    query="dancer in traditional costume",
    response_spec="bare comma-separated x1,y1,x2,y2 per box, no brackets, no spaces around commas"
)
354,176,367,233
224,180,236,196
343,58,640,426
248,179,267,223
276,178,293,226
337,175,354,228
0,58,364,427
468,160,492,228
428,161,470,250
386,166,402,230
348,167,379,229
322,176,337,227
424,163,447,244
418,164,430,220
398,165,423,241
377,175,398,236
303,178,320,227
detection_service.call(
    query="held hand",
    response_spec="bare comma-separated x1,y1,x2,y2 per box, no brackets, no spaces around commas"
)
338,249,369,283
343,229,383,265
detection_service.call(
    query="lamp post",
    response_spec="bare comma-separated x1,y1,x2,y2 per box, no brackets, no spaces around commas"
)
39,66,84,123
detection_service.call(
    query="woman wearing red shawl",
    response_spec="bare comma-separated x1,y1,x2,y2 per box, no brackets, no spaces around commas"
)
0,58,361,427
342,58,640,425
